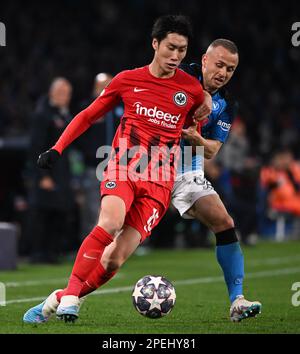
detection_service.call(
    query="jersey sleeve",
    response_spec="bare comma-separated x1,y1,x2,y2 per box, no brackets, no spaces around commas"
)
187,82,205,120
52,73,124,154
209,101,237,143
194,84,205,107
183,81,205,131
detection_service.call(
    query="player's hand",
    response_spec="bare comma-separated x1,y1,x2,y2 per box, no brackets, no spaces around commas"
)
181,121,201,145
37,149,60,169
193,90,212,122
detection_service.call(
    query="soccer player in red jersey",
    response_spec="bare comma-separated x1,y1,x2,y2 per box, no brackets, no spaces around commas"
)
23,15,211,323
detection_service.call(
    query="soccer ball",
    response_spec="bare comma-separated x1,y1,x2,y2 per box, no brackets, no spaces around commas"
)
132,275,176,319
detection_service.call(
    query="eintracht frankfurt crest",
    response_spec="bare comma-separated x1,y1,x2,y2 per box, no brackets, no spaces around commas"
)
105,181,117,189
173,91,187,107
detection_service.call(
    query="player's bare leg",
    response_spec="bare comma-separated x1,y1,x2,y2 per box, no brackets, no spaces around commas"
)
101,225,141,272
186,193,234,233
187,194,262,322
97,195,127,235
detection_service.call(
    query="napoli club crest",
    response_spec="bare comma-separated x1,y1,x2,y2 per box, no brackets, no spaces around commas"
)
173,92,187,106
212,100,220,111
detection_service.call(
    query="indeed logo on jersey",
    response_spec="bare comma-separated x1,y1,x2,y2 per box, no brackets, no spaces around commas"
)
217,120,231,132
134,102,180,129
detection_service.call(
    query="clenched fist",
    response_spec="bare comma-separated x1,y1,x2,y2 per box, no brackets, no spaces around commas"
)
37,149,60,169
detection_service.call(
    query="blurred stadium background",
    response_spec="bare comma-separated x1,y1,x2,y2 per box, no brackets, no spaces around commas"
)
0,0,300,333
1,0,300,261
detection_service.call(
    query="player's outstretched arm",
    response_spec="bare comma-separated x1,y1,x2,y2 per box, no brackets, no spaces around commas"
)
52,86,120,155
36,106,107,170
36,74,122,169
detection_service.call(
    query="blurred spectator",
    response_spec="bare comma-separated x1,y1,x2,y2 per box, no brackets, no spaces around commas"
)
26,77,76,263
260,149,300,216
1,0,299,159
0,1,300,249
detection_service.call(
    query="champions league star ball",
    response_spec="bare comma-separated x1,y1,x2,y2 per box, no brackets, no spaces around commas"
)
132,275,176,318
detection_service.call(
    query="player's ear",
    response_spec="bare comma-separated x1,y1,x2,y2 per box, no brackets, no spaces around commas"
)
202,54,207,68
152,38,159,51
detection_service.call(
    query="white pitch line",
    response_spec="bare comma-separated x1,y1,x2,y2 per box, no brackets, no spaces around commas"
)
3,255,300,288
247,255,300,266
5,278,69,288
4,266,300,305
3,273,123,288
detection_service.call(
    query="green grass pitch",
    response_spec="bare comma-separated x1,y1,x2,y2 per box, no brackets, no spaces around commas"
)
0,240,300,334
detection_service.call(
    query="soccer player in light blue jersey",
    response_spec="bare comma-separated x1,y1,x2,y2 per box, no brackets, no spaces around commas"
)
172,39,262,322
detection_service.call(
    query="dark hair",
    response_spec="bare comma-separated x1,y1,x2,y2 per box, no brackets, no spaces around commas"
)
151,15,193,43
209,38,239,55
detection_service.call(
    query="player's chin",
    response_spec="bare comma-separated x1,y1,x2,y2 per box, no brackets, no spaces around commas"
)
213,78,225,88
165,63,178,72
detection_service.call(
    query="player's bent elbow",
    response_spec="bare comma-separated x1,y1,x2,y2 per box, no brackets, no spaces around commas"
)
204,150,216,159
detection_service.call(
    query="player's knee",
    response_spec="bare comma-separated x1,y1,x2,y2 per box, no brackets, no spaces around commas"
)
223,214,235,229
98,216,124,236
212,213,234,233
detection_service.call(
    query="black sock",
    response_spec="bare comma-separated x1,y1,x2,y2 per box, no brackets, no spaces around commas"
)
215,228,238,246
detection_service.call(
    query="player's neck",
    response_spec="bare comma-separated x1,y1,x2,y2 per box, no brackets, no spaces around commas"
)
203,78,218,95
148,61,176,79
207,87,218,95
